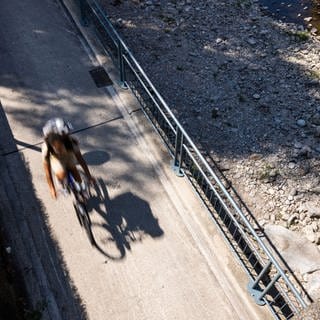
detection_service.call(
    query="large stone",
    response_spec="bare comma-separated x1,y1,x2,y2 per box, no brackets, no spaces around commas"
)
264,225,320,274
300,203,320,218
306,271,320,301
303,225,317,243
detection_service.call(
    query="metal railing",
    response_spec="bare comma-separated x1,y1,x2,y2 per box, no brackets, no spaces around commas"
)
76,1,308,318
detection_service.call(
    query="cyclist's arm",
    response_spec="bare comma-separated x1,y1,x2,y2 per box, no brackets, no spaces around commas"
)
43,159,56,199
42,142,56,199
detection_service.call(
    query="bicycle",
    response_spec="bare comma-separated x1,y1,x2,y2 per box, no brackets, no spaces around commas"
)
64,170,96,246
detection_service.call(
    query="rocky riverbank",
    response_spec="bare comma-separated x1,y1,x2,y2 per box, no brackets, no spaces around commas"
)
99,0,320,304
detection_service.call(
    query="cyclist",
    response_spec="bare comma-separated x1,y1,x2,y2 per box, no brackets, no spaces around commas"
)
42,118,94,199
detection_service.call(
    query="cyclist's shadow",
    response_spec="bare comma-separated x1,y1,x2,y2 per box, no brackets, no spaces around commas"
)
87,178,164,260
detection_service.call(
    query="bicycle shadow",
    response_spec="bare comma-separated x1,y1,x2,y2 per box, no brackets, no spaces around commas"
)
87,178,164,260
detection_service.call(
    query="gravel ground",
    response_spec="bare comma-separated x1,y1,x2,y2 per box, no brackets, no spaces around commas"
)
98,0,320,304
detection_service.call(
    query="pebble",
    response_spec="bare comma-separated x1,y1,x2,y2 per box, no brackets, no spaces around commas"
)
311,27,318,34
300,212,307,221
282,213,290,221
294,142,303,149
288,162,295,169
253,93,260,99
249,153,262,160
287,214,298,227
268,188,275,195
297,119,306,127
260,29,269,35
247,38,257,45
312,221,318,232
269,169,278,177
290,189,298,197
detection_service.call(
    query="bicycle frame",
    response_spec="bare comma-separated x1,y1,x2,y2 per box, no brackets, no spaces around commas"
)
66,170,95,245
66,171,84,202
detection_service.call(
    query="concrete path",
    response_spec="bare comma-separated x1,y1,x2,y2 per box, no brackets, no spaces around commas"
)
0,0,271,319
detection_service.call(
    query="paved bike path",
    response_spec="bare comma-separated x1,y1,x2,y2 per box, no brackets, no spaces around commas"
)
0,0,270,319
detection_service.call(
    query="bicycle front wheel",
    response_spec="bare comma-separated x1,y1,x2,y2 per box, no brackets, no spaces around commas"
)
74,202,95,246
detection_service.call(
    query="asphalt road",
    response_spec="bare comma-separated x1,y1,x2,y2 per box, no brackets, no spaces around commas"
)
0,0,271,319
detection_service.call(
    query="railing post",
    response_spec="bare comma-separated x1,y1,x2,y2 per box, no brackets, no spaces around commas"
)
79,0,89,27
248,261,272,306
118,40,128,89
257,272,281,302
172,127,184,177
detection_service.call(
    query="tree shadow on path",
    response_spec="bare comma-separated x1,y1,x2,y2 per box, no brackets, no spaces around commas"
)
87,178,164,260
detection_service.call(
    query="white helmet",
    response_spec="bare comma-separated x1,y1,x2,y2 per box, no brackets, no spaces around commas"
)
42,118,72,137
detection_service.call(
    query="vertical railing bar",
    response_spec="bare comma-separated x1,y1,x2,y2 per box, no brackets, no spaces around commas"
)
236,234,245,248
250,261,272,289
251,259,261,271
279,300,288,312
121,55,176,132
178,133,184,170
209,190,213,203
173,127,180,167
246,251,254,262
230,222,238,237
258,272,281,301
272,292,282,304
242,243,250,256
275,287,300,315
222,214,230,227
118,40,127,88
205,181,209,196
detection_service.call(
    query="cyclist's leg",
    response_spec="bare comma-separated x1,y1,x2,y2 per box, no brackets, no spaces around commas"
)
68,165,82,183
51,158,67,184
55,170,67,183
65,151,82,184
68,164,90,200
66,154,89,197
